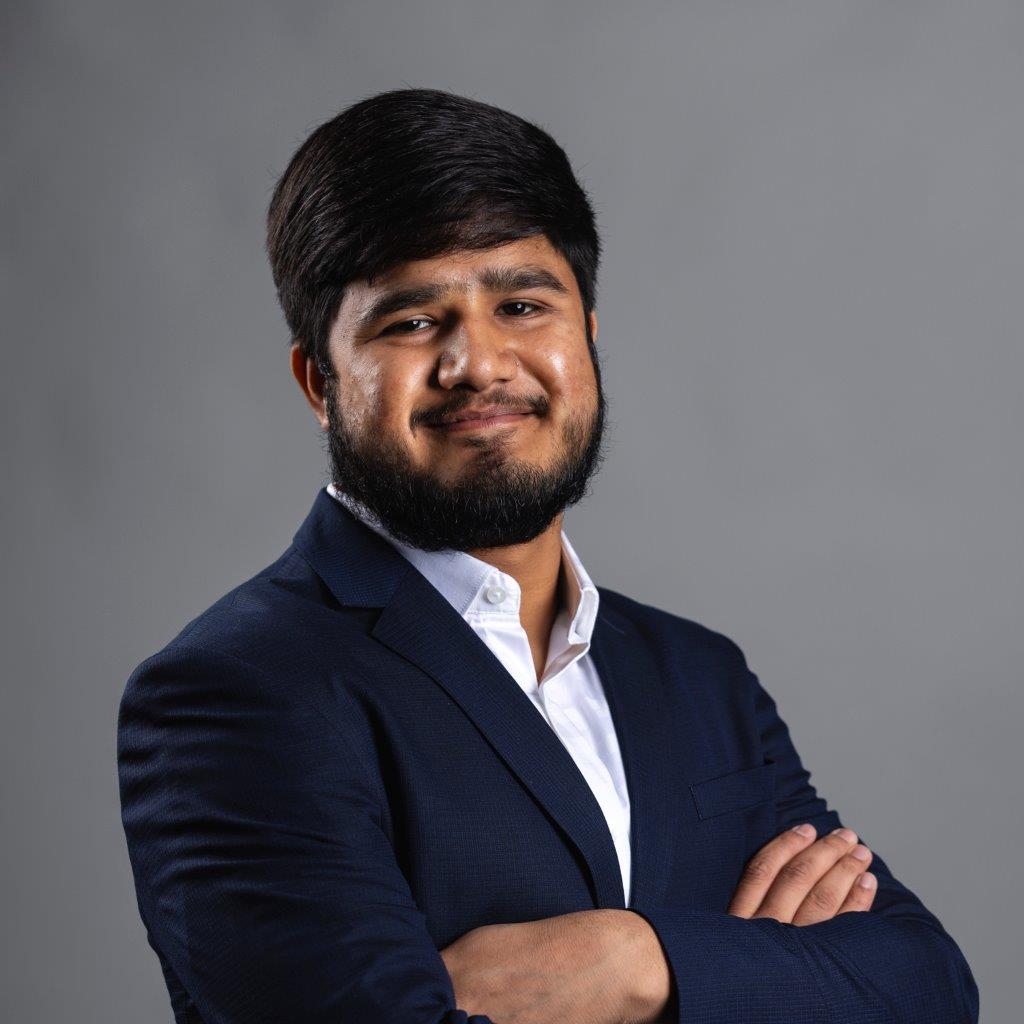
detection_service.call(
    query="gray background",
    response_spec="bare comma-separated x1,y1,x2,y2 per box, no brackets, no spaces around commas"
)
2,1,1020,1020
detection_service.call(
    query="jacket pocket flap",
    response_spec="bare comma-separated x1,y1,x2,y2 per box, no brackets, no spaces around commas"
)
690,762,776,820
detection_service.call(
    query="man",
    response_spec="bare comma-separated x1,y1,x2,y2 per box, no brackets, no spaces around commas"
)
117,88,978,1024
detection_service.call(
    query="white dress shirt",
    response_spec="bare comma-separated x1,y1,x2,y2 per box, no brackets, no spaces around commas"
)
326,482,633,904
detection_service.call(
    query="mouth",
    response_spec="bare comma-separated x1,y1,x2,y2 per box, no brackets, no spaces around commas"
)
432,412,537,434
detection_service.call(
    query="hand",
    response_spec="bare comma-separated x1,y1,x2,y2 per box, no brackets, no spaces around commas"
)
439,908,668,1024
727,823,878,926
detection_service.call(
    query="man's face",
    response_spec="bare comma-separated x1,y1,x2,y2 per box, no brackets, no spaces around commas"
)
320,234,608,552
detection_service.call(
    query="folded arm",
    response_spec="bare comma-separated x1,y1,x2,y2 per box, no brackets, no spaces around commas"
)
627,641,979,1024
118,643,498,1024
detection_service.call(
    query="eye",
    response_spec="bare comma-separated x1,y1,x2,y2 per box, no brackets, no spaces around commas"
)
501,301,543,316
381,317,434,336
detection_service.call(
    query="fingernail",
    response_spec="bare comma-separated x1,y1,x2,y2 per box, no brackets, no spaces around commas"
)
851,845,871,861
858,872,877,889
792,823,815,838
831,827,857,843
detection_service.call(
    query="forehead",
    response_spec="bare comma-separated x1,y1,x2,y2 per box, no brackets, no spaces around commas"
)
371,234,573,290
335,235,579,331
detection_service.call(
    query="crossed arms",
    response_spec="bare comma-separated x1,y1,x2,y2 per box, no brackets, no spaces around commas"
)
439,822,885,1022
117,643,979,1024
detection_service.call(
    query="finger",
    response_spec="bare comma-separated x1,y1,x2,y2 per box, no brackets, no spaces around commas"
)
727,823,818,918
791,844,873,926
752,827,860,923
836,870,877,915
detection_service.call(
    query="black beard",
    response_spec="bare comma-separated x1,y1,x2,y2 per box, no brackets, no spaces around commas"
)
322,350,609,552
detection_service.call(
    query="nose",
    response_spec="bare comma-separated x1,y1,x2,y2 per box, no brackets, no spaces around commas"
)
435,315,520,392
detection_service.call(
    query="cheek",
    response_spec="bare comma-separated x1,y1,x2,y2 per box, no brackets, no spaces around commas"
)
527,324,587,384
338,360,397,431
545,345,597,406
362,379,431,446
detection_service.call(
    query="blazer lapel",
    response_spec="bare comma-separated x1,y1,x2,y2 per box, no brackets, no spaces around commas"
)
589,600,680,910
372,570,626,909
293,486,676,911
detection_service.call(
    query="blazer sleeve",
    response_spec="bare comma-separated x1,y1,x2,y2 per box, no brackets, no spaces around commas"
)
628,642,979,1024
117,643,495,1024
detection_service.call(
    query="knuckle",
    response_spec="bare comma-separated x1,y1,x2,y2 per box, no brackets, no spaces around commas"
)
777,858,815,885
741,858,775,885
808,886,838,912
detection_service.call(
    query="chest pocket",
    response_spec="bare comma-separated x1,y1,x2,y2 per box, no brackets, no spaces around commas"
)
690,762,776,820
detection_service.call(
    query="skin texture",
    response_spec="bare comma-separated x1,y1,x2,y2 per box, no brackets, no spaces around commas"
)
436,909,662,1024
290,237,876,1022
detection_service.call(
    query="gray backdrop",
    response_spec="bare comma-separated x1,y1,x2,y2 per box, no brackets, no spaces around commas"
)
3,1,1020,1020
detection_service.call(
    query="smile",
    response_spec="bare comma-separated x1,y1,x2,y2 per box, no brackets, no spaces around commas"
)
434,412,536,433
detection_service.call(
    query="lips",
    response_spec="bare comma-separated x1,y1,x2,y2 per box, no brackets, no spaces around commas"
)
436,410,536,433
439,405,534,426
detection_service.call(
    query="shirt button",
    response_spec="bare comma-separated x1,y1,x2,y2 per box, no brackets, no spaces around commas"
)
484,585,507,605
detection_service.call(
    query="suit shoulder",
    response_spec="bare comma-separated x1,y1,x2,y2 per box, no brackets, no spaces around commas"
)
118,543,336,708
173,543,329,654
116,552,341,756
136,541,334,667
596,584,750,667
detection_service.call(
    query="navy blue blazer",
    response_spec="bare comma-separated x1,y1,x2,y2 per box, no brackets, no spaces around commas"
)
117,486,978,1023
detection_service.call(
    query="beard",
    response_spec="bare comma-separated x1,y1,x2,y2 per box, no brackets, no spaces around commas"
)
322,349,609,552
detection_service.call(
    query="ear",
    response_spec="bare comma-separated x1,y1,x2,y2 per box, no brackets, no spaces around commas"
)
587,309,598,344
290,342,330,430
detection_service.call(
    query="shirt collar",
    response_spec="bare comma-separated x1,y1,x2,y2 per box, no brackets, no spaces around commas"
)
325,482,600,645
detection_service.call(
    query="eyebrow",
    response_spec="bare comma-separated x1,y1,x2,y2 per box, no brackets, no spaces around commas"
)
353,264,570,333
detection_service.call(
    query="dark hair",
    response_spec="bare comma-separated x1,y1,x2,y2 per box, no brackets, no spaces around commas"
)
265,88,602,377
